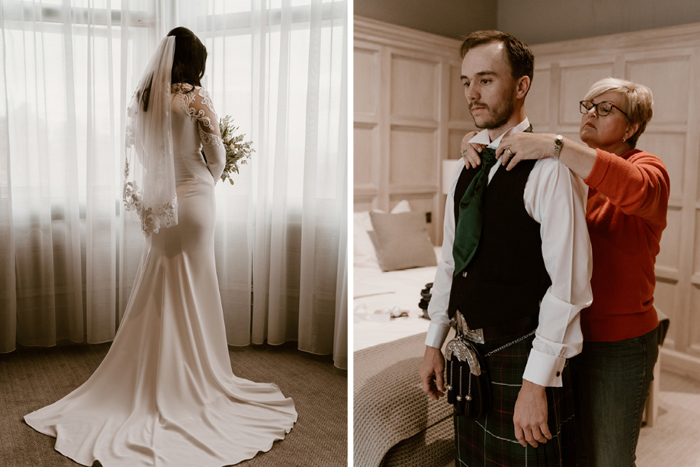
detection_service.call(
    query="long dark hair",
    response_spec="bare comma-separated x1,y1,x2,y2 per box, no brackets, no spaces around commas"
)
168,27,207,87
140,27,207,111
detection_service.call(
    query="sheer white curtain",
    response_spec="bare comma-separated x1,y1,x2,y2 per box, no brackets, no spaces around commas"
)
0,0,155,352
0,0,347,370
172,0,348,368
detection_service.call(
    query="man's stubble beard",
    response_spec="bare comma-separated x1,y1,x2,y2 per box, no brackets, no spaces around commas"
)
471,97,515,130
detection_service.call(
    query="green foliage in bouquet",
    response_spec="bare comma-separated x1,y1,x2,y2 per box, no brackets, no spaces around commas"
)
219,115,254,185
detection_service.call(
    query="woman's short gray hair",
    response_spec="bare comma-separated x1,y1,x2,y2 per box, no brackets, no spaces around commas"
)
584,77,654,148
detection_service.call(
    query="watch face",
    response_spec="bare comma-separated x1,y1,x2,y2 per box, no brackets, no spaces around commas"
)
554,135,563,158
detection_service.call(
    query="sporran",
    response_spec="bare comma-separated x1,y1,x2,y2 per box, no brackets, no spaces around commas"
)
445,314,491,418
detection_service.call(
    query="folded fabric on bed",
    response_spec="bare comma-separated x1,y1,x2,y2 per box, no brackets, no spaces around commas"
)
354,332,453,466
369,211,438,272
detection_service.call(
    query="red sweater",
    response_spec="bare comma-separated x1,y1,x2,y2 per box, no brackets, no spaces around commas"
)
582,148,670,342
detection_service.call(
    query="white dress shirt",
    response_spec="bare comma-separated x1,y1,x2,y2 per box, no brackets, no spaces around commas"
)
426,118,593,387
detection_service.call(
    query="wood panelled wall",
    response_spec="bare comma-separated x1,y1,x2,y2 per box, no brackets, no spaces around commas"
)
353,16,475,245
354,17,700,381
529,24,700,381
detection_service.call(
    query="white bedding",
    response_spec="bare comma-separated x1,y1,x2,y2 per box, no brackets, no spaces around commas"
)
353,247,440,351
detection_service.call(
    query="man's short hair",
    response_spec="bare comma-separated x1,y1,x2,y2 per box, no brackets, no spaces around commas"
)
459,30,534,84
584,77,654,148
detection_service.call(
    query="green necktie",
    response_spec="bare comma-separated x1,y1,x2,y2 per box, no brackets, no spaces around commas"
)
453,147,497,276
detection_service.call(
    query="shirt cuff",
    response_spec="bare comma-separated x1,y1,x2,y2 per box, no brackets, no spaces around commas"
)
522,348,567,387
425,322,451,349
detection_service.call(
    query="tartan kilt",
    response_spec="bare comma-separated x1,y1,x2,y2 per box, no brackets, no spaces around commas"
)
454,333,576,467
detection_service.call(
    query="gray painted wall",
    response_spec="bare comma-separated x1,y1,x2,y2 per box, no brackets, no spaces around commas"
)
354,0,496,40
355,0,700,44
499,0,700,44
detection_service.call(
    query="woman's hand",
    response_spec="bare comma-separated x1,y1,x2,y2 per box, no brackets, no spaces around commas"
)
461,131,484,169
497,132,558,171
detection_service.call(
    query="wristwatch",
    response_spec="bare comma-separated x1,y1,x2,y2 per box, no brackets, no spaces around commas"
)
553,135,564,159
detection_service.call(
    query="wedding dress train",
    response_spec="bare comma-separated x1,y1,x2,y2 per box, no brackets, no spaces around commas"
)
24,84,297,467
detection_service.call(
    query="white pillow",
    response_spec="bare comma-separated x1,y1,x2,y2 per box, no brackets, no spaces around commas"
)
353,200,412,268
391,199,411,214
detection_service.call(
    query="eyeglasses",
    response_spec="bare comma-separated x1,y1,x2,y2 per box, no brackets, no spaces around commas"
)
580,100,630,121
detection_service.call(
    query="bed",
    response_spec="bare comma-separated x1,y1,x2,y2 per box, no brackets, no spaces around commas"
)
353,204,455,467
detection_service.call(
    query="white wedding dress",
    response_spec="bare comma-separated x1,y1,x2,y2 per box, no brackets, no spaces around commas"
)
25,84,297,467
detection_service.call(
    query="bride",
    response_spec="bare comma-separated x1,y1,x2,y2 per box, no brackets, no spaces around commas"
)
24,27,297,467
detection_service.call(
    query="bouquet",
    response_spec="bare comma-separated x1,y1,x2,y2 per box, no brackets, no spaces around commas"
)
218,115,254,185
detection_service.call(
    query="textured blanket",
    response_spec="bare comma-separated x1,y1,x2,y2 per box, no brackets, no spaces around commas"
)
354,332,453,466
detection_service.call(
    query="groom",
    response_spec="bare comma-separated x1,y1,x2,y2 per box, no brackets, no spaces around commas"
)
419,30,592,465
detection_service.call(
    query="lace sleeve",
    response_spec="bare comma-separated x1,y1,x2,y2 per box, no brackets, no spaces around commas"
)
186,86,226,182
187,87,223,147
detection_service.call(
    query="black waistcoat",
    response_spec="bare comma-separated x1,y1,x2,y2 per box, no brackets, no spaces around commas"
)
447,159,552,329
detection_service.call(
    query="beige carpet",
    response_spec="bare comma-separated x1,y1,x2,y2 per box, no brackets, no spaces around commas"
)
637,369,700,466
0,341,346,467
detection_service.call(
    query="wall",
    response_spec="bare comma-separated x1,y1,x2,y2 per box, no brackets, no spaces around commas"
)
354,0,496,40
499,0,700,44
353,17,475,245
355,0,700,46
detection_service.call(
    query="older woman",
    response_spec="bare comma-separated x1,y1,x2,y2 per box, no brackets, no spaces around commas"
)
462,77,669,466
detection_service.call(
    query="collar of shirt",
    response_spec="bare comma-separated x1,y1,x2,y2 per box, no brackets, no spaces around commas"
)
468,117,531,149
